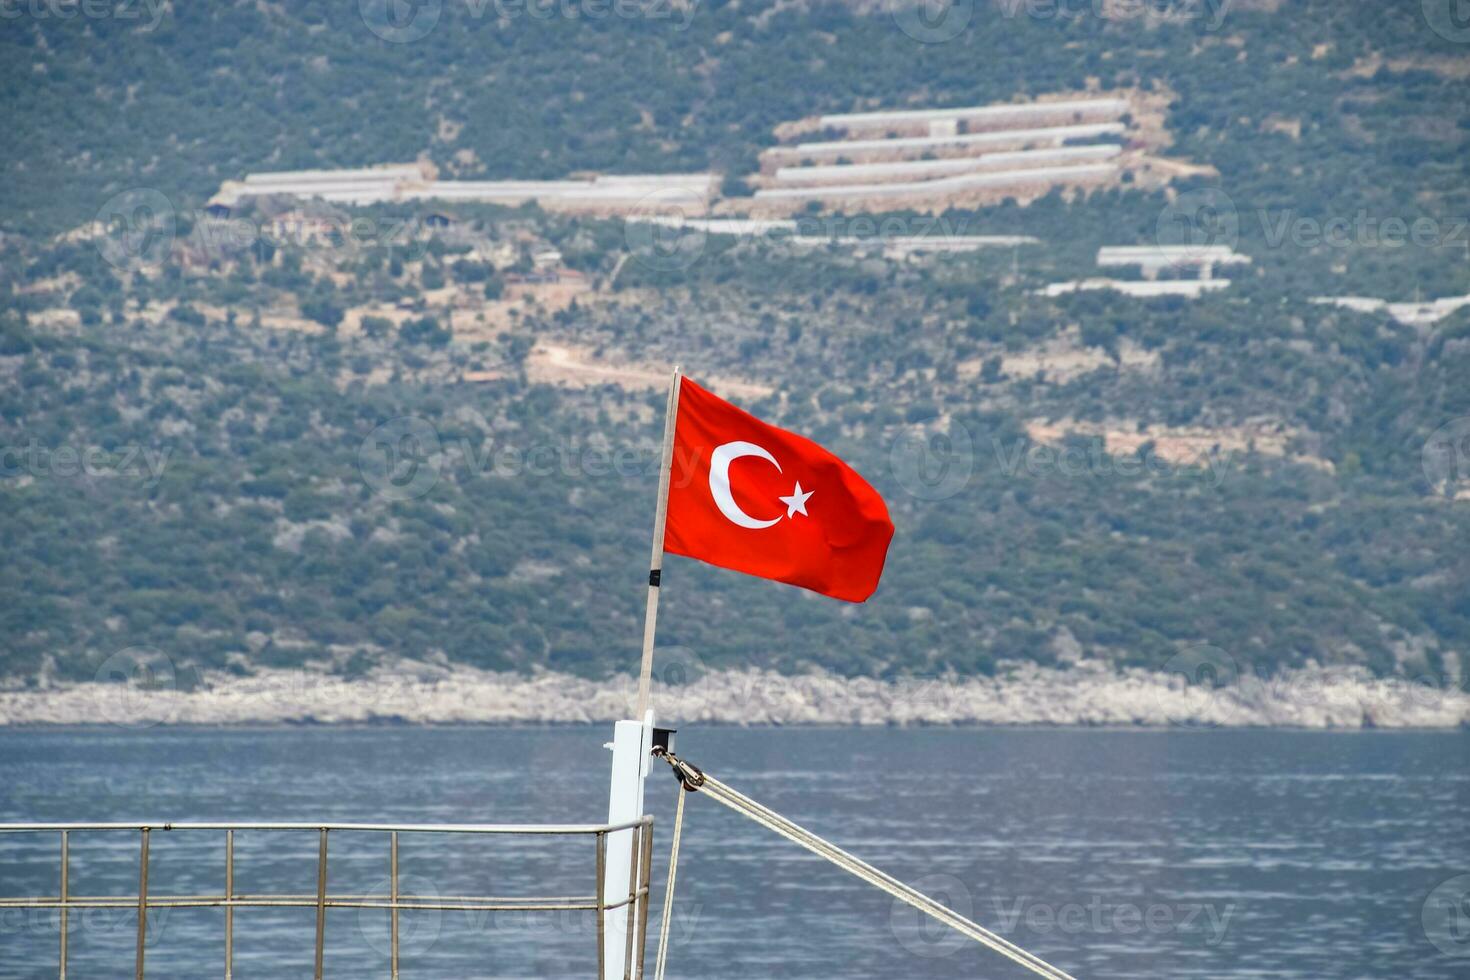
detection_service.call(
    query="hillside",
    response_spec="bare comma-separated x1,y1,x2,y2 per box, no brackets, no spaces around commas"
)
2,0,1468,715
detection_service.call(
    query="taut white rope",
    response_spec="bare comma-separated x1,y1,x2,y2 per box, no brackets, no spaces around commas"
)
656,754,1078,980
652,784,687,980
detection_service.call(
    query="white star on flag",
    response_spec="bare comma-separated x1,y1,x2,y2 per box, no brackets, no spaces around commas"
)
779,481,814,518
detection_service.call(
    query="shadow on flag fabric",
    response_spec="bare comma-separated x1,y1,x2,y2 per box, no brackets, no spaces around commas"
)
663,377,894,602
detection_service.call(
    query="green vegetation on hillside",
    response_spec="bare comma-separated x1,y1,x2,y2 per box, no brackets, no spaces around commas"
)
2,0,1468,688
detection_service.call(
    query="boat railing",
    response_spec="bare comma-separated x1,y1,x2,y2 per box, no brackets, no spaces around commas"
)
0,818,655,980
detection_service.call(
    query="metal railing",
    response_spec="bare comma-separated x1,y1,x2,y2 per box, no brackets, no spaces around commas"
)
0,819,654,980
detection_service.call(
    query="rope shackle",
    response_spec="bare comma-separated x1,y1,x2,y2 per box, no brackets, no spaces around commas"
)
652,748,706,792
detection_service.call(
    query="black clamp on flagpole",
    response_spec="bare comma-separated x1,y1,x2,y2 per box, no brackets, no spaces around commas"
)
648,569,661,587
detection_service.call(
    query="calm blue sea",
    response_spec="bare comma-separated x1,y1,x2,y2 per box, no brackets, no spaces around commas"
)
1,727,1467,979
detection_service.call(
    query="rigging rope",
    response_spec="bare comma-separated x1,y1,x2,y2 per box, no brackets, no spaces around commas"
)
651,750,1078,980
652,781,687,980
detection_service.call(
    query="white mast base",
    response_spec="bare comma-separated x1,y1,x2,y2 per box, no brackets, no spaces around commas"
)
602,712,654,979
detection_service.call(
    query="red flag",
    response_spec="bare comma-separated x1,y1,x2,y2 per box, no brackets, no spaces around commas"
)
663,377,894,602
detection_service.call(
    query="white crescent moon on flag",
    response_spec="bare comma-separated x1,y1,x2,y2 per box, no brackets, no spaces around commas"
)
709,441,783,529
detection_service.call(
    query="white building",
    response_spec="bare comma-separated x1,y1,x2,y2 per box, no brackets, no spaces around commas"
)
1310,294,1470,327
209,166,718,214
1096,245,1251,280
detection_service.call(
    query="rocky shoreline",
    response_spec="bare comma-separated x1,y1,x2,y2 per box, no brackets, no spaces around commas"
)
2,660,1466,728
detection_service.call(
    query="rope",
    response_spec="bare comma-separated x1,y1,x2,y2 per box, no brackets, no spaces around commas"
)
655,752,1078,980
652,784,687,980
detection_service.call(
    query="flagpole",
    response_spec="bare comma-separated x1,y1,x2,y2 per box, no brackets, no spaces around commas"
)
635,365,682,721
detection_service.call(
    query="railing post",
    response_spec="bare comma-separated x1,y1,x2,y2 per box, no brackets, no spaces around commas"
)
635,821,654,980
390,831,400,980
314,829,328,980
135,828,149,980
623,824,642,980
225,830,234,980
58,830,68,980
595,831,607,980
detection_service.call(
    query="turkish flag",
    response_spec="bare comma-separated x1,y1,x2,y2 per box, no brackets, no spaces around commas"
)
663,378,894,602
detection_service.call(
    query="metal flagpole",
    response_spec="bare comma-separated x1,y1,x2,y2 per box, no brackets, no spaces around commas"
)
603,364,681,980
635,365,682,721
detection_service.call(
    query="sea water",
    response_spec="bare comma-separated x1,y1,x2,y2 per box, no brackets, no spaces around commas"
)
0,727,1466,978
